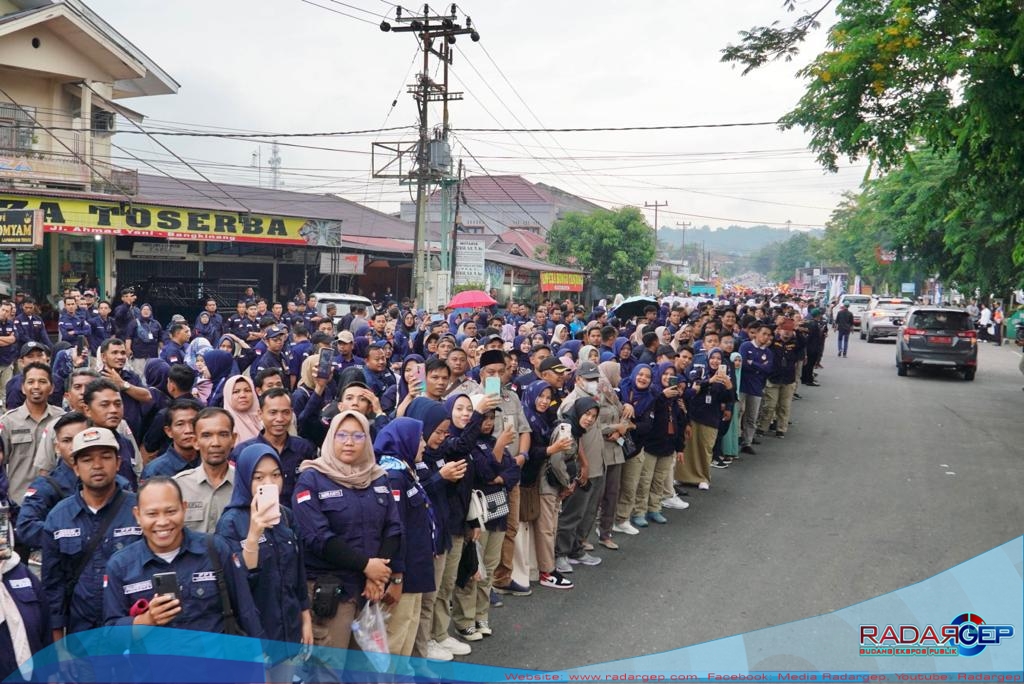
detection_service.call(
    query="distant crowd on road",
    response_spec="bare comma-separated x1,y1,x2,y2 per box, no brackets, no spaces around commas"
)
0,283,903,678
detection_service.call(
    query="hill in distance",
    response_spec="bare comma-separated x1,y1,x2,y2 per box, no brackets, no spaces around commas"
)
656,225,824,255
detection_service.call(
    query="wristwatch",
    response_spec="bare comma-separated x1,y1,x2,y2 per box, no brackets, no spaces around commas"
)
121,381,131,392
390,577,403,586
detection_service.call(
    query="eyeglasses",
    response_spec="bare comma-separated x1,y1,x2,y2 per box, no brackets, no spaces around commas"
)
334,431,367,443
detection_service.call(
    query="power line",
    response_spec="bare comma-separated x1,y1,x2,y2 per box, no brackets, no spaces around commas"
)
297,0,378,25
459,121,779,133
33,124,416,138
457,143,551,230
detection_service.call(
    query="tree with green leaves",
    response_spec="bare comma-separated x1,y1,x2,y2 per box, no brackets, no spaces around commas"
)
546,207,655,296
722,0,1024,292
751,231,825,283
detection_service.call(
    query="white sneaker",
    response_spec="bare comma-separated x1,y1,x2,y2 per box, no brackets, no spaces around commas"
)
555,556,573,573
612,520,640,535
698,481,711,490
568,552,602,566
426,640,454,661
661,495,690,510
438,635,472,655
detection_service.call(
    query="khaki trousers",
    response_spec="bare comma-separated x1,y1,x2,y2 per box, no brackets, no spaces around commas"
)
491,485,519,588
430,535,464,642
307,581,357,673
413,552,446,657
453,527,503,630
512,520,538,584
757,381,795,433
615,454,645,523
535,493,559,573
681,422,717,484
0,364,13,408
635,452,673,514
385,592,422,657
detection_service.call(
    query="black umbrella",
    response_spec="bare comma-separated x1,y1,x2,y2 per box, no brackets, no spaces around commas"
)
610,295,658,320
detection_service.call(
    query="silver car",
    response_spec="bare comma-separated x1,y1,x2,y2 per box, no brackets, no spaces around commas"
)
861,298,914,342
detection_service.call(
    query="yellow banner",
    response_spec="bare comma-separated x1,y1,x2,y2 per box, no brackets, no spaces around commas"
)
0,194,342,247
539,271,584,292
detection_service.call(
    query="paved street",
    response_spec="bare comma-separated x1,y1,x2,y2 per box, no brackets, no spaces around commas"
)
470,336,1024,671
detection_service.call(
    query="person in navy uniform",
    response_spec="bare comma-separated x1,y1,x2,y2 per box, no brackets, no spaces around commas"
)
159,323,190,366
111,287,140,341
102,476,264,636
87,300,114,354
216,443,312,645
125,304,162,378
226,301,249,340
292,410,400,652
42,426,140,639
0,524,51,682
230,388,316,507
249,325,288,381
140,399,202,480
195,300,223,343
0,301,19,403
13,297,51,348
57,295,91,346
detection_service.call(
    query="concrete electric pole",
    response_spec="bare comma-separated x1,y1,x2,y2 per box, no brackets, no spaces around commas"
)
645,200,668,255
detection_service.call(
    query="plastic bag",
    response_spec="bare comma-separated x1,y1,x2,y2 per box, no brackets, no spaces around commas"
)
351,601,390,672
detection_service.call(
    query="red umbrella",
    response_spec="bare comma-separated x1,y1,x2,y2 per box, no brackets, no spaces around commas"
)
447,289,496,308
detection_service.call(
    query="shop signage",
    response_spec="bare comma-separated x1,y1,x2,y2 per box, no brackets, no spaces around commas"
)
319,252,365,275
454,239,486,285
0,194,340,247
130,243,189,259
0,208,43,249
539,271,584,292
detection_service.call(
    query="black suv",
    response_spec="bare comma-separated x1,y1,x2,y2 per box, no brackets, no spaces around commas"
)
896,307,978,380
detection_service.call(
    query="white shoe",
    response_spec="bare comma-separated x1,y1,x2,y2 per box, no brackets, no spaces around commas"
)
698,481,710,490
555,556,573,573
661,495,690,510
438,635,472,656
612,521,640,535
426,640,454,661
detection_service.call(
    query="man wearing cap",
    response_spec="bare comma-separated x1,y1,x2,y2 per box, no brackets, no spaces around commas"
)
160,323,191,366
42,426,139,641
249,324,288,381
0,362,64,527
538,356,570,416
0,301,17,405
13,297,52,348
332,330,363,372
758,320,804,439
77,291,98,320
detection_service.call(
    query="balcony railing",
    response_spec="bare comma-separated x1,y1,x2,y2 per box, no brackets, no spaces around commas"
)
0,146,137,195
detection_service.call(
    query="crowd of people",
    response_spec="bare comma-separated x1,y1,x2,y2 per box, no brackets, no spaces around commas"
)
0,285,837,678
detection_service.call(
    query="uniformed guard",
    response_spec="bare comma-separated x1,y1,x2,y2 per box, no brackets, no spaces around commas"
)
42,426,140,639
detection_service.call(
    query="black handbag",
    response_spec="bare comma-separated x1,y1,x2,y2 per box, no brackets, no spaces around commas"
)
621,432,641,460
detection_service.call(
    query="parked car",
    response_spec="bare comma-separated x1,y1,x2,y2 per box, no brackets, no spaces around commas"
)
832,294,872,329
896,307,977,380
311,292,374,325
861,297,914,342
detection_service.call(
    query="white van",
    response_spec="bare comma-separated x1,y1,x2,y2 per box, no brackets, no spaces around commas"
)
310,292,375,323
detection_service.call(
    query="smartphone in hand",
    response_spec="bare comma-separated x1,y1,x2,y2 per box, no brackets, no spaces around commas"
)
152,571,180,600
484,376,501,395
316,348,333,380
255,484,281,526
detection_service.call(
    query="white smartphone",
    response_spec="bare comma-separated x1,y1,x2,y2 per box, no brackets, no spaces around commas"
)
255,484,281,526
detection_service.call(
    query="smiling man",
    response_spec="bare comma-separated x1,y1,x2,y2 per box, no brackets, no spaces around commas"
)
173,408,236,534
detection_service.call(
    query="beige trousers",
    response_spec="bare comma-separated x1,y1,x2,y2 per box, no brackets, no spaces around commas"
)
535,493,559,573
385,591,422,656
452,527,503,629
430,535,464,641
615,454,645,522
758,381,795,433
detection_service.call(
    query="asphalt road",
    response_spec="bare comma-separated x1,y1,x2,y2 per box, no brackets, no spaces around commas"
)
468,334,1024,671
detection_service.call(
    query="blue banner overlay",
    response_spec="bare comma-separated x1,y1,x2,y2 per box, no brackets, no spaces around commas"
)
8,537,1020,683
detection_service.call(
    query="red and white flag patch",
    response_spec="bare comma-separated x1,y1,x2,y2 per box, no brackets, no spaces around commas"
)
296,490,311,504
391,489,401,502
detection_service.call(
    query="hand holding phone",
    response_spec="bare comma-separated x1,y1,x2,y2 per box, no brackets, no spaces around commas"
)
484,376,501,396
152,571,180,601
415,363,426,395
316,348,333,380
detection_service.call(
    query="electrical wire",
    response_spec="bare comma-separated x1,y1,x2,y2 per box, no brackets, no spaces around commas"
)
297,0,378,25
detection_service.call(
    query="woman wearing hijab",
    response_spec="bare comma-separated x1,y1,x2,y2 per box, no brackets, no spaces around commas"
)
193,311,218,343
522,381,574,590
680,348,732,490
451,404,519,642
292,410,401,652
630,362,686,528
552,397,601,577
223,374,263,443
200,349,235,408
184,336,213,371
512,336,532,377
614,365,657,535
217,442,312,646
374,417,441,658
216,333,256,374
551,324,569,349
614,338,636,379
393,354,426,418
720,352,743,461
126,303,162,377
460,337,480,369
578,345,600,367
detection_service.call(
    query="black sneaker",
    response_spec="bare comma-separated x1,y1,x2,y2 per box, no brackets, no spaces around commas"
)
775,431,785,438
741,445,756,455
711,458,730,469
755,429,766,437
769,421,778,431
793,393,803,400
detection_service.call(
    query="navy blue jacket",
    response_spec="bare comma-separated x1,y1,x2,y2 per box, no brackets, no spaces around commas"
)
470,434,521,532
0,319,17,367
13,313,52,347
87,314,113,352
160,339,187,365
16,461,79,550
127,318,162,359
230,434,317,506
194,313,223,342
249,350,286,380
141,445,200,481
767,335,805,385
0,563,51,682
738,340,773,397
103,528,264,637
42,489,141,633
58,311,91,344
292,470,402,600
216,506,309,643
684,378,732,430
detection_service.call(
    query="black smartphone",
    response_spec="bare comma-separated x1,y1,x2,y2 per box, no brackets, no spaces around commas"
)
668,376,680,387
316,348,333,380
152,571,179,600
76,336,86,356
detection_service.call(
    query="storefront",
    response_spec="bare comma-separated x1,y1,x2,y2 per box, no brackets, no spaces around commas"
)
484,252,587,305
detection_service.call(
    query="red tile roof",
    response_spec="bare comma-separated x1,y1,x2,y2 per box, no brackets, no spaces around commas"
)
432,175,557,205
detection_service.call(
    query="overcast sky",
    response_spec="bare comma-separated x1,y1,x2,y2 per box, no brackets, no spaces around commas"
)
87,0,862,231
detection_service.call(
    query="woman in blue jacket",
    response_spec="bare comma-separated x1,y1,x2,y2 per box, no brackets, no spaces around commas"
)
632,362,687,526
451,406,520,641
0,546,51,682
680,348,733,490
216,442,312,647
373,418,439,657
292,410,401,653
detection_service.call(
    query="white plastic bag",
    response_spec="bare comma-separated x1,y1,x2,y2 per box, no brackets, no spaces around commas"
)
351,601,390,671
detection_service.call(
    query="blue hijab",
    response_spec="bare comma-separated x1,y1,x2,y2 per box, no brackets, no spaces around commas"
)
406,397,450,438
397,354,425,405
203,350,236,407
373,417,423,467
144,358,171,391
522,380,554,442
443,392,473,437
558,339,582,362
651,361,677,393
225,443,282,510
619,364,655,416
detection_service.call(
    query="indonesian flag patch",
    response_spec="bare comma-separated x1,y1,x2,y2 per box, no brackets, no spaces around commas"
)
296,490,312,504
391,489,401,502
25,487,36,497
103,575,108,588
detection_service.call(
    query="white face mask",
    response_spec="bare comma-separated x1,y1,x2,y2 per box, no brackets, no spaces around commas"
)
582,379,599,394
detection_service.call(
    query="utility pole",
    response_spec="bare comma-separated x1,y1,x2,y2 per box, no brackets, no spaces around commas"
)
675,220,691,264
378,4,478,309
450,159,463,282
644,201,668,256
